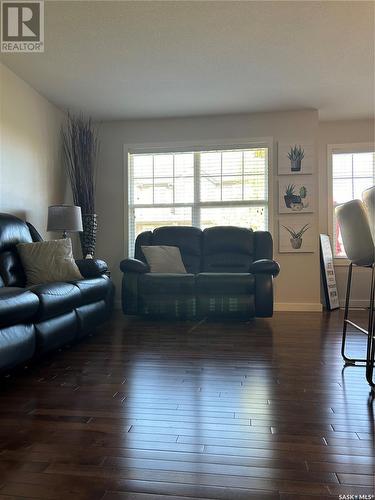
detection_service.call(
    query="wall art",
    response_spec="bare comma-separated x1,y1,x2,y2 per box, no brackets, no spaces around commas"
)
278,143,314,175
279,178,314,214
279,216,315,253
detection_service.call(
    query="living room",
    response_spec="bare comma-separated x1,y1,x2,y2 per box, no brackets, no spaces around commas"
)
0,1,374,499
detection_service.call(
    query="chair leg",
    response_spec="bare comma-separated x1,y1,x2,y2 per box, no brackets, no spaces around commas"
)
366,264,375,356
366,335,375,391
341,263,354,364
341,263,375,392
366,265,375,390
341,263,368,364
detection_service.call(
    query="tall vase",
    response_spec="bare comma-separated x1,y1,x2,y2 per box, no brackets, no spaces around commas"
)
80,214,97,258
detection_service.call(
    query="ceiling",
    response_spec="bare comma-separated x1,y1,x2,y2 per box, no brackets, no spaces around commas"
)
1,1,374,121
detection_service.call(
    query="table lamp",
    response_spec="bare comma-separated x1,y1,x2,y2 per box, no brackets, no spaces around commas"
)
47,205,83,239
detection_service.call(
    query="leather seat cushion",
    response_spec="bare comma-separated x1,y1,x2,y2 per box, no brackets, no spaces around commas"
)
0,287,39,327
196,273,255,294
76,301,108,339
71,276,110,305
139,273,195,295
34,311,78,354
29,282,81,321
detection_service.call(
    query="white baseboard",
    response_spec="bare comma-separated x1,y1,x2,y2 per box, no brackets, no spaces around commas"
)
274,302,323,312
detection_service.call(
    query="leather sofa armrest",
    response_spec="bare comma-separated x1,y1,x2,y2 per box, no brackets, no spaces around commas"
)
76,259,108,278
249,259,280,277
120,258,149,274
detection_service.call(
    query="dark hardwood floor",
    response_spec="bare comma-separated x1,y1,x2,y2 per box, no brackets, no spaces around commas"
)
0,310,374,499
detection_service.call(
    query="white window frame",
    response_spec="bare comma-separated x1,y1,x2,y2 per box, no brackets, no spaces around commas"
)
124,137,273,257
327,142,375,265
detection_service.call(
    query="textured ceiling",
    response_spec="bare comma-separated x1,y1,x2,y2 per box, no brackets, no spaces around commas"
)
1,1,374,121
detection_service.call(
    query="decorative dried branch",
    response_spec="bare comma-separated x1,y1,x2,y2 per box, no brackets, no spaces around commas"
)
62,113,99,215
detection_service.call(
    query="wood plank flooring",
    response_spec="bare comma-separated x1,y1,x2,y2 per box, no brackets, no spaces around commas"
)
0,310,374,499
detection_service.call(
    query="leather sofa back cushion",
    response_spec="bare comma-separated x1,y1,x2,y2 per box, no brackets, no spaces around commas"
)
0,214,33,252
202,226,254,273
0,214,33,287
0,251,27,287
152,226,202,274
142,246,187,273
17,238,83,286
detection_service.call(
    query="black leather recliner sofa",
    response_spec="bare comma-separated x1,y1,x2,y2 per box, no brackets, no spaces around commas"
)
0,213,114,372
120,226,279,319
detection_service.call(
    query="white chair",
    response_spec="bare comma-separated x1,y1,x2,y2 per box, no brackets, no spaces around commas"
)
335,199,375,393
363,186,375,237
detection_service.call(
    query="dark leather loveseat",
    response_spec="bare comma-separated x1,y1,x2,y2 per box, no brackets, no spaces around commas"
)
120,226,279,319
0,213,113,372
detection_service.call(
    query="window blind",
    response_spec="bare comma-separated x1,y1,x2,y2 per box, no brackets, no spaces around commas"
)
128,146,269,255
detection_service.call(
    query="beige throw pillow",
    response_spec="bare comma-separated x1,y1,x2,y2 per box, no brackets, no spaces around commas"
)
17,238,83,285
141,246,187,273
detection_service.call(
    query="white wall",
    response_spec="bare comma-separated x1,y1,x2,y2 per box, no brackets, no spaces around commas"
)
1,62,370,311
1,62,371,311
96,109,321,310
318,119,375,307
0,63,65,238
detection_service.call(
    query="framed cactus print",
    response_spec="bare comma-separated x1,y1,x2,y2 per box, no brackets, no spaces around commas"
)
278,142,314,175
279,216,316,253
278,177,314,214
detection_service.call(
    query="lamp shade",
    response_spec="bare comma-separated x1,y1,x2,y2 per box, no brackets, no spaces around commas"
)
47,205,83,233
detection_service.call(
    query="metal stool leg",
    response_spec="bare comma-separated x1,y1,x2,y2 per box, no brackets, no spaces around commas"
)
366,266,375,391
341,263,373,365
366,264,375,358
366,268,375,391
365,321,375,391
366,335,375,391
341,263,353,364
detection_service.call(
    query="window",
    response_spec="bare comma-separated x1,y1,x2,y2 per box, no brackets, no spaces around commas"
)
128,146,269,254
330,145,375,258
